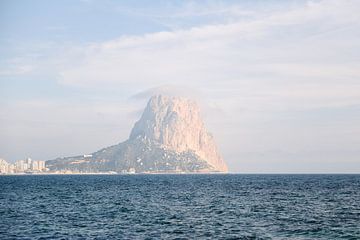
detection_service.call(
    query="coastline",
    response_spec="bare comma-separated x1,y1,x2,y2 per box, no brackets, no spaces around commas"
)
1,172,359,176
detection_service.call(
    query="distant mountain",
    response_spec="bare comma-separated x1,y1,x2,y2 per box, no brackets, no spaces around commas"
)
46,95,228,173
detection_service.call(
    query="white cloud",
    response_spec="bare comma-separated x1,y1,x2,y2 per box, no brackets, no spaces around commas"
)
56,0,360,112
0,57,35,76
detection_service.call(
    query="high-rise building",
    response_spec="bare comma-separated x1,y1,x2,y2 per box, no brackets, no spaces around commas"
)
26,158,32,166
30,160,45,171
1,158,46,174
15,160,24,172
0,159,9,173
31,160,39,171
8,164,15,174
38,161,45,170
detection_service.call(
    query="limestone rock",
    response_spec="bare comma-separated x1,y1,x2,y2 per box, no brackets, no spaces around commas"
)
130,95,228,172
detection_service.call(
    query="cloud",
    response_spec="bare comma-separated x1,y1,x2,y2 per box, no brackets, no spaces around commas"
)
130,85,202,100
54,0,360,112
0,57,35,76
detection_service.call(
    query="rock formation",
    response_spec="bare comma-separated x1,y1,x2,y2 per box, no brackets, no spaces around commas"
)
46,95,228,173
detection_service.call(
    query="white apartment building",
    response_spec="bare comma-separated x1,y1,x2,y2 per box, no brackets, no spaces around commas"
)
0,159,9,173
0,158,46,174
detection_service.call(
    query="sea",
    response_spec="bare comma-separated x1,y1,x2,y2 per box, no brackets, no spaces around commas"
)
0,174,359,239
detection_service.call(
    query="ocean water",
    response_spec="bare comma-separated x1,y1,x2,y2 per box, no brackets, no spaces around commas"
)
0,174,359,239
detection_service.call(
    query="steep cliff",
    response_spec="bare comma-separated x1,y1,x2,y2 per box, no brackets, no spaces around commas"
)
130,95,227,172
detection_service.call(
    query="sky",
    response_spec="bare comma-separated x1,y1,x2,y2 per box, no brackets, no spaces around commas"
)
1,0,360,173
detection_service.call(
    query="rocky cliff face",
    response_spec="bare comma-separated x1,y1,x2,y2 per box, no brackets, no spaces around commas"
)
130,95,228,172
46,95,228,173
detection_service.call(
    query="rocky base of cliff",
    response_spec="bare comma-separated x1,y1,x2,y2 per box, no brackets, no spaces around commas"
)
46,135,217,173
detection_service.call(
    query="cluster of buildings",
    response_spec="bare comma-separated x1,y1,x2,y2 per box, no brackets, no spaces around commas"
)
0,158,46,174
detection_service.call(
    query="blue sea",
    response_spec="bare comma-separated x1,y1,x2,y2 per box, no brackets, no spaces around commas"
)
0,174,359,239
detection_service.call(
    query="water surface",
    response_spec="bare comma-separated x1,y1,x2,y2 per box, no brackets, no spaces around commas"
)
0,174,359,239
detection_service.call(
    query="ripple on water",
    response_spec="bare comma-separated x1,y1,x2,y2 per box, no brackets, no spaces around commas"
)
0,174,359,239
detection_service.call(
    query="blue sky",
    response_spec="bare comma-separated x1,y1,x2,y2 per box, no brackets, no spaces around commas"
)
1,0,360,172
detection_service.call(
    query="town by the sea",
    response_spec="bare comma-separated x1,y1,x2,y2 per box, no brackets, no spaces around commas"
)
0,174,359,239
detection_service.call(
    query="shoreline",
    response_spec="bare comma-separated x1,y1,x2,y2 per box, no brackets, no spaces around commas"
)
1,172,359,176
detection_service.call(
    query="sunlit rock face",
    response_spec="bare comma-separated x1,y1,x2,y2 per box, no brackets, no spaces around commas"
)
46,95,228,173
130,95,228,172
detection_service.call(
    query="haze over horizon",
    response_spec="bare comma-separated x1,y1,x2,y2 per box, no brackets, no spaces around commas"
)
1,0,360,173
